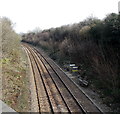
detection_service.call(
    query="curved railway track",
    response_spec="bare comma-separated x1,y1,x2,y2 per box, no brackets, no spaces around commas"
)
23,43,103,113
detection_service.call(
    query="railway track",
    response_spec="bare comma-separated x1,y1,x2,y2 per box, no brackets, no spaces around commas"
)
23,43,103,113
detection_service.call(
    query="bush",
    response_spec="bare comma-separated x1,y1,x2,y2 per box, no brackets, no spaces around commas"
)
1,17,20,61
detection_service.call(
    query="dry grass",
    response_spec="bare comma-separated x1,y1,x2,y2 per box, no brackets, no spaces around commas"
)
2,46,30,112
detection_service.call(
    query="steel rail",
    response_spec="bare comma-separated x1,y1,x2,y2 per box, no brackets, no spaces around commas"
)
24,45,54,113
23,47,41,113
23,43,103,113
24,44,86,113
24,44,83,113
32,45,103,113
30,46,83,113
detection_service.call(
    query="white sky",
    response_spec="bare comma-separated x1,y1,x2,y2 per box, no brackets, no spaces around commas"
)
0,0,119,33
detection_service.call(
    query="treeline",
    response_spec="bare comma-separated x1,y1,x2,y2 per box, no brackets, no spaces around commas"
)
22,13,120,109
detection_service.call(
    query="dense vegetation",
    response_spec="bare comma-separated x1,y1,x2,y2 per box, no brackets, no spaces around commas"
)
1,17,30,112
22,13,120,111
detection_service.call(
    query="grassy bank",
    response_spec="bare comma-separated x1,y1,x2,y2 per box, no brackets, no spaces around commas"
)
1,17,30,112
2,47,30,112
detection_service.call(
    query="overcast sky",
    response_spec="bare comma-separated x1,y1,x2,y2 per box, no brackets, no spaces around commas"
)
0,0,119,33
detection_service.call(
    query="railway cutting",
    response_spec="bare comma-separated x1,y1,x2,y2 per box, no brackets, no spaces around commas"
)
22,43,103,113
